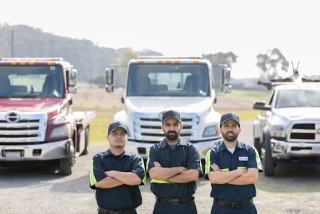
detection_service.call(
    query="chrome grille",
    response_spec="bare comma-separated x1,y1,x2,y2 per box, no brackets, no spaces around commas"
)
133,112,198,143
0,112,47,143
288,122,320,142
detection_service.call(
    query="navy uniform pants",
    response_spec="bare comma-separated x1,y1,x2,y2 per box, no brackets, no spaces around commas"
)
153,200,197,214
211,202,257,214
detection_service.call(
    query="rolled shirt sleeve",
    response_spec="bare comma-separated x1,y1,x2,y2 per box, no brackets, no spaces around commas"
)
89,154,107,189
247,146,263,172
187,145,203,177
131,154,146,185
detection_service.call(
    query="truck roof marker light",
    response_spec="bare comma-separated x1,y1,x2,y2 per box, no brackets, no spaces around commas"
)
28,62,35,65
193,60,199,64
138,60,144,64
174,60,180,64
165,60,171,64
156,60,163,64
47,62,54,65
19,62,26,65
11,62,17,65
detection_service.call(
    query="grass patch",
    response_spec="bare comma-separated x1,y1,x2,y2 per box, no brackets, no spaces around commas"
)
88,111,115,144
230,90,271,102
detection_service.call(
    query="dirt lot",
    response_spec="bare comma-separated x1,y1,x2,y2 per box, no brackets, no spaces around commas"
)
70,86,320,214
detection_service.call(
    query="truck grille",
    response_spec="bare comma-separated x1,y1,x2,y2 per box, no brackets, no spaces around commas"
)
133,112,198,143
288,122,320,142
0,111,47,144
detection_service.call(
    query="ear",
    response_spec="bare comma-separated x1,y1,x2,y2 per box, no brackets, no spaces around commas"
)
180,123,183,129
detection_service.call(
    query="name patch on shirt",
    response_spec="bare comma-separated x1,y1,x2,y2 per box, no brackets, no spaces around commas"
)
239,156,248,161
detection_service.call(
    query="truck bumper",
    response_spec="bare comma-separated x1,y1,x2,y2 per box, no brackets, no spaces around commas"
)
271,139,320,159
125,138,221,159
0,139,71,161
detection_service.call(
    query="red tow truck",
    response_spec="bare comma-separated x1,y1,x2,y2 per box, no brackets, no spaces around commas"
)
0,57,96,175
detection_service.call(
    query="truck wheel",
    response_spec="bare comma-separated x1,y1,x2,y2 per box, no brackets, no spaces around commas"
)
60,142,75,175
263,138,275,176
81,128,89,156
254,138,262,157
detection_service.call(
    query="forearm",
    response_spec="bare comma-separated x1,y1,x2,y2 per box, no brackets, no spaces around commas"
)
149,167,185,180
208,170,241,184
166,170,199,183
109,171,142,186
95,177,124,188
228,172,258,185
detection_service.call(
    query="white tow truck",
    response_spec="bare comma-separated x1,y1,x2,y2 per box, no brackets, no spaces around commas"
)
105,56,228,165
253,82,320,176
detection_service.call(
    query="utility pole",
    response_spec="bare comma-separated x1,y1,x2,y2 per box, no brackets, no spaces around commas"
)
11,30,15,57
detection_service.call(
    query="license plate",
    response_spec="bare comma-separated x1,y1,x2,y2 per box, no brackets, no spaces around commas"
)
312,147,320,154
5,151,21,160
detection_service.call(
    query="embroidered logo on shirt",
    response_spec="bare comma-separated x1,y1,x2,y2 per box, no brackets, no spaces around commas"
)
239,156,248,161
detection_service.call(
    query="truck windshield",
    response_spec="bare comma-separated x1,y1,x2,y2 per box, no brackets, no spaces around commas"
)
0,65,64,98
127,63,210,97
276,89,320,108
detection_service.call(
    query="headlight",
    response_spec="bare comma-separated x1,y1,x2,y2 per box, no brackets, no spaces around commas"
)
203,125,219,137
271,125,287,137
50,124,71,139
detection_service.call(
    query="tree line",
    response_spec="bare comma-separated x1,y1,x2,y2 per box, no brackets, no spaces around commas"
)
0,23,289,87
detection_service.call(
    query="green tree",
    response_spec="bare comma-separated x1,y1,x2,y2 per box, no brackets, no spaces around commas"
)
202,52,238,68
256,48,289,79
114,49,139,87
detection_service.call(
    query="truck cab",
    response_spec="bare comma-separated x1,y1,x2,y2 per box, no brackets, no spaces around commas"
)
105,56,224,164
253,82,320,176
0,57,96,175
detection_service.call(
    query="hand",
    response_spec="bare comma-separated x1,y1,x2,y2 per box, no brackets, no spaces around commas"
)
211,163,221,171
105,170,115,177
237,168,247,175
154,161,162,167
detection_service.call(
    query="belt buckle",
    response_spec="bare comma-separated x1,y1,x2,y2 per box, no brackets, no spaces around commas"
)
172,199,179,205
230,202,241,209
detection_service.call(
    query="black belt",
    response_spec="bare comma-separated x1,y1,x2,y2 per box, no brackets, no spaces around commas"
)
98,206,133,214
156,196,194,205
214,198,253,209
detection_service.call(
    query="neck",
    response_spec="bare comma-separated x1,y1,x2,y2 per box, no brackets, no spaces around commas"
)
109,147,124,156
223,140,237,149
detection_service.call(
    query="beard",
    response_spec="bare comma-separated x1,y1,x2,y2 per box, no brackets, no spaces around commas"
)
165,130,179,141
222,131,238,142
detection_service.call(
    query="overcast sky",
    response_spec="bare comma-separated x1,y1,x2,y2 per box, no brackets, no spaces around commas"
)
1,0,319,78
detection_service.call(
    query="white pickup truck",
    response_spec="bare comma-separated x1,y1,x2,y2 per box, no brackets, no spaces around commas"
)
105,56,227,165
253,83,320,176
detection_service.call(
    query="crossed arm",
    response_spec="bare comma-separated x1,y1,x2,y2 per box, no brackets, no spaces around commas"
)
95,171,142,188
149,161,199,183
207,163,258,185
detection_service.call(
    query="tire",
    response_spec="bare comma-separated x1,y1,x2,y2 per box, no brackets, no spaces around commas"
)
254,138,262,157
59,142,75,175
263,136,275,176
81,128,89,156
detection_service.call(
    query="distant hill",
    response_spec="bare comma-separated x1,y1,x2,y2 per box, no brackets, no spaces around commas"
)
0,23,163,83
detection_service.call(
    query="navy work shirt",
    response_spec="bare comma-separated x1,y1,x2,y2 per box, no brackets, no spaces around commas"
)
90,149,146,211
147,138,203,199
205,141,262,202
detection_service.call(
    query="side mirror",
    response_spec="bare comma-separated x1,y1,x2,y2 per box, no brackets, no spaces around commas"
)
68,69,77,93
105,67,114,93
222,68,231,92
253,101,271,111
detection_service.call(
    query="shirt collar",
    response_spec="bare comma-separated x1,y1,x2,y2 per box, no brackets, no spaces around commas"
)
103,149,132,157
217,140,244,152
160,138,187,149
